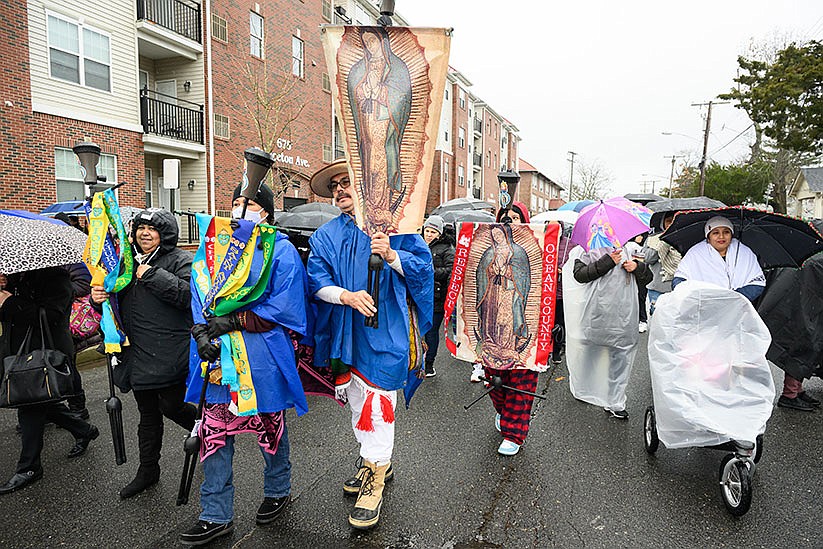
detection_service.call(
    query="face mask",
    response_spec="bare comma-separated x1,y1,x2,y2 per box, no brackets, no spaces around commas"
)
232,206,266,225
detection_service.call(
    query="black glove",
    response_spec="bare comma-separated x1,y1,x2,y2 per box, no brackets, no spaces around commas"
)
192,324,220,363
206,313,242,340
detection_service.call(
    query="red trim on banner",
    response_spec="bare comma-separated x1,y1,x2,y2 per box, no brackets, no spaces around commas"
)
205,220,216,277
443,222,475,355
535,223,561,367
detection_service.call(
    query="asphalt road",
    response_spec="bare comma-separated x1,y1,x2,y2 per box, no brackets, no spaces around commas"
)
0,335,821,549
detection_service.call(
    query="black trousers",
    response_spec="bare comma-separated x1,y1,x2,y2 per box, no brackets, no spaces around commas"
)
66,356,86,412
17,402,94,473
552,299,565,361
131,382,196,468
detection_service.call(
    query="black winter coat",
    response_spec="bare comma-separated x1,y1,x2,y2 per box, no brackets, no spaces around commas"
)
0,268,75,370
429,233,455,312
100,210,193,392
573,254,652,287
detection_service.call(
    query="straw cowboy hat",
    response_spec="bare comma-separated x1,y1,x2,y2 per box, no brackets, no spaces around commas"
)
310,159,349,199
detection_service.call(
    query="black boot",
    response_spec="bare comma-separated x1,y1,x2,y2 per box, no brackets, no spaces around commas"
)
120,421,163,499
120,464,161,499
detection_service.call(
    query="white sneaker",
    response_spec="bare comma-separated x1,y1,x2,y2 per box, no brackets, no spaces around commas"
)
494,413,501,432
638,321,648,333
498,439,520,456
470,364,484,383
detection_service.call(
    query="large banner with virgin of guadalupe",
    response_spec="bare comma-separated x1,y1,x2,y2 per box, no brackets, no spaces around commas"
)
444,222,561,372
321,25,451,235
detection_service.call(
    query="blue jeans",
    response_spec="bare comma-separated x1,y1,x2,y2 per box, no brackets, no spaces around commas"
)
199,424,291,524
424,311,445,365
648,290,662,316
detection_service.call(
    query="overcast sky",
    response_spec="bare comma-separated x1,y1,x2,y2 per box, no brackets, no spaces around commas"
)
399,1,822,198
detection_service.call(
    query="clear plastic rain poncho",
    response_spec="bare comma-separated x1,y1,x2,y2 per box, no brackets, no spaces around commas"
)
648,281,775,449
563,246,640,410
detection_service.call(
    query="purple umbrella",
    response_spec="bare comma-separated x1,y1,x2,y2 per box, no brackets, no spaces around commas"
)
571,198,651,251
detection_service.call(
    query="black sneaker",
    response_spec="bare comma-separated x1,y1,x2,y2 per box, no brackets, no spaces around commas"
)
798,392,821,407
179,520,234,546
604,408,629,420
777,395,816,412
424,363,436,378
256,495,289,525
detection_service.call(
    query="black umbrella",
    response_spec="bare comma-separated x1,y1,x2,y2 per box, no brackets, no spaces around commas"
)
288,202,341,215
430,197,495,216
647,197,726,231
277,208,340,231
623,193,664,205
661,206,823,269
439,209,495,226
106,355,127,465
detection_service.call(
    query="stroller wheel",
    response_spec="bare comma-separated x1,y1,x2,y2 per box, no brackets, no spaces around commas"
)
753,434,764,464
719,454,752,516
643,406,659,454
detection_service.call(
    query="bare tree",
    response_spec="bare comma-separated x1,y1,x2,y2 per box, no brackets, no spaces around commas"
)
225,52,308,199
571,158,612,200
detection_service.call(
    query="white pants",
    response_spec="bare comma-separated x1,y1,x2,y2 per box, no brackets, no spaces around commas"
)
346,375,396,465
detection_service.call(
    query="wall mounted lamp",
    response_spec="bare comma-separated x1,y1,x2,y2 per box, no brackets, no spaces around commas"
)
187,179,196,190
183,80,191,92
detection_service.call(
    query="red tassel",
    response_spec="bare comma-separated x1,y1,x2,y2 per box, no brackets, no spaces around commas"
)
380,395,395,424
355,392,375,432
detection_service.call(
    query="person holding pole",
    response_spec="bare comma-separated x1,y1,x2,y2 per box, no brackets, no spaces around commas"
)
179,174,309,546
307,159,433,530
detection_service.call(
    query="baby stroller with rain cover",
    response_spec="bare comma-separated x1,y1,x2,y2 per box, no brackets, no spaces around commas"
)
643,281,775,516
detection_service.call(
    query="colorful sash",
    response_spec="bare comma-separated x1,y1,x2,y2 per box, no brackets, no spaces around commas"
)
83,190,133,353
191,214,278,416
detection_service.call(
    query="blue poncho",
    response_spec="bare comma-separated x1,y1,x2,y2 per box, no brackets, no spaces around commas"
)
185,231,310,416
308,214,433,391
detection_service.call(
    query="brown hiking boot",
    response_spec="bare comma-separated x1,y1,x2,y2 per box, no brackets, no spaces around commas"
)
343,457,394,496
348,461,389,530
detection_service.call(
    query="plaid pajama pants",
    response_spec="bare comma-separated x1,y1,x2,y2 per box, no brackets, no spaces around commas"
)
485,367,539,445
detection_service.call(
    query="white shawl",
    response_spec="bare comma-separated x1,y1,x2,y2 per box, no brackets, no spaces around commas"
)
674,239,765,290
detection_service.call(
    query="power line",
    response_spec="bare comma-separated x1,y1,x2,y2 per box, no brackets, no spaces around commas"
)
709,123,755,156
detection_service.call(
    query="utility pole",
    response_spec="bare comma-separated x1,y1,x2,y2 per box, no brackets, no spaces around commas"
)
664,154,685,199
567,151,577,201
691,100,729,196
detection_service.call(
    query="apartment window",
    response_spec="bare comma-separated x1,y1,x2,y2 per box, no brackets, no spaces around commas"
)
292,36,304,78
458,127,465,148
531,195,537,211
322,144,333,163
445,87,449,100
55,147,116,201
250,11,264,58
444,130,448,142
145,168,153,208
486,152,490,167
321,0,332,21
444,159,449,183
47,13,111,92
212,13,228,42
494,153,497,169
214,113,230,139
322,72,331,93
459,89,466,109
458,165,465,187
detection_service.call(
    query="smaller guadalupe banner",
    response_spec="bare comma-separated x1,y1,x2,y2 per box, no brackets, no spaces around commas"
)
444,222,561,372
321,25,451,235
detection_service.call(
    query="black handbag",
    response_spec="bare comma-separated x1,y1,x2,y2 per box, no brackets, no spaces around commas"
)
0,308,74,408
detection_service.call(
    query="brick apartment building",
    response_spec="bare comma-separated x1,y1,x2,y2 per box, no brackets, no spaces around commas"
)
519,158,565,214
1,0,545,234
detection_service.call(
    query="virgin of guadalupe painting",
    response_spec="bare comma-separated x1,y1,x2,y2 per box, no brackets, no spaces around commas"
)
347,27,411,232
443,222,561,372
474,224,532,369
321,25,451,235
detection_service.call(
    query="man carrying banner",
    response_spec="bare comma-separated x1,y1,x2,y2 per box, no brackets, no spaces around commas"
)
180,183,309,546
307,159,433,530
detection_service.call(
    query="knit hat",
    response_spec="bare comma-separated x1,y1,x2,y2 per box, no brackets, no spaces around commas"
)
232,182,274,215
704,215,734,238
423,215,445,235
